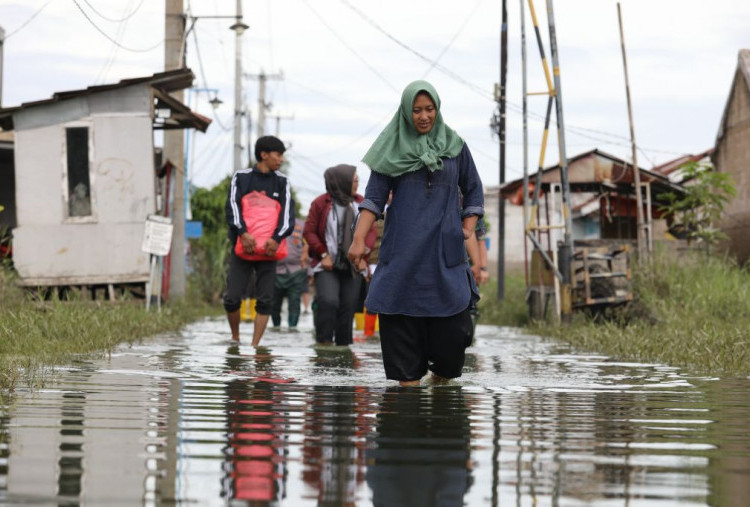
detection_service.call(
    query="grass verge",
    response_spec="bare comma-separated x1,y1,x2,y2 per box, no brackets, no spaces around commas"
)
478,250,750,377
0,267,221,392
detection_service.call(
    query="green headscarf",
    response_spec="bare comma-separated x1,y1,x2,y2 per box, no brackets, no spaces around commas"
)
362,80,464,177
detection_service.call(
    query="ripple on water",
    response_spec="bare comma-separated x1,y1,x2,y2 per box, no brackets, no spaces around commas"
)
1,315,749,505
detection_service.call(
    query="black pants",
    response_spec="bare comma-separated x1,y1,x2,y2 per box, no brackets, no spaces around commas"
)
223,252,276,314
313,270,363,345
378,309,474,381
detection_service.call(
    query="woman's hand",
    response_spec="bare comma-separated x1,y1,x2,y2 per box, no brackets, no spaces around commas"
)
471,263,481,284
348,237,367,268
478,268,490,285
356,258,368,273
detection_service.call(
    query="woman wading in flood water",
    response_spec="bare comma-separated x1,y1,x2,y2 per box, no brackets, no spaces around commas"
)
348,80,484,387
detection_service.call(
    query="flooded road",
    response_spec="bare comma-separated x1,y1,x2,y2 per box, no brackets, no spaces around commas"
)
2,312,750,505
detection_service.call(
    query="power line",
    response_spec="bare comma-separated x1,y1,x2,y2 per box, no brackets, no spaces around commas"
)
286,78,380,117
303,0,398,93
340,0,492,101
422,0,483,79
82,0,146,23
189,23,232,132
340,1,681,164
4,0,55,39
71,0,162,52
95,0,135,84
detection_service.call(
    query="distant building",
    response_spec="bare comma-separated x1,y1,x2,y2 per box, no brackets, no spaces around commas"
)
0,69,209,291
713,49,750,262
485,149,685,275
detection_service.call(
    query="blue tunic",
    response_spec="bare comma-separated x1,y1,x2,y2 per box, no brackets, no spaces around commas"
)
359,143,484,317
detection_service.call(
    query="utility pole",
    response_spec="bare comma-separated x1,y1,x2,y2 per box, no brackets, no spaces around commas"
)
546,0,574,319
231,0,249,172
269,112,294,137
495,0,509,300
257,72,267,138
246,106,253,163
164,0,186,299
617,2,647,258
247,71,283,139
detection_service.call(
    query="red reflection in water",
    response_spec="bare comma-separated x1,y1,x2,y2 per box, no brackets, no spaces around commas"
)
223,346,292,502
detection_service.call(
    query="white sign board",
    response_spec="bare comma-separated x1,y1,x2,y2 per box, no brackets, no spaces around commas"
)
141,215,174,256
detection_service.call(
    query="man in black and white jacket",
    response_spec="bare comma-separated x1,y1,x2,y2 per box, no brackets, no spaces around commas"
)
224,135,295,346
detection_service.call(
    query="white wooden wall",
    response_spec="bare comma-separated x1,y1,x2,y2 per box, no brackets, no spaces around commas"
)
12,87,156,285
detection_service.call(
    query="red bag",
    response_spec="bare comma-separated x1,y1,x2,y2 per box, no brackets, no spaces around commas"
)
234,191,288,261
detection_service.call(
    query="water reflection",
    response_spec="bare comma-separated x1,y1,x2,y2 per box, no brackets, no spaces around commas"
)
1,318,750,505
701,379,750,506
302,386,372,504
223,344,290,502
366,386,473,506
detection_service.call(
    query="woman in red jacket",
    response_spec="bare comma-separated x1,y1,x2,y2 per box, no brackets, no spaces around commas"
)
303,164,376,346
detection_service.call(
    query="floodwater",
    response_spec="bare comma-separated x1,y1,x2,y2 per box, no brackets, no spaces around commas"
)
1,312,750,506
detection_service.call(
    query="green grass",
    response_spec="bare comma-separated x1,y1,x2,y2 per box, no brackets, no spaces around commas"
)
477,271,530,329
0,266,221,392
478,250,750,377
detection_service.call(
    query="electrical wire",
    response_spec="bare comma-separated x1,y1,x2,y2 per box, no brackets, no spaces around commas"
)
71,0,162,52
340,0,492,101
306,113,391,159
286,78,381,117
190,23,232,132
303,0,398,92
82,0,146,23
95,0,135,84
422,0,484,79
4,0,55,39
341,0,680,162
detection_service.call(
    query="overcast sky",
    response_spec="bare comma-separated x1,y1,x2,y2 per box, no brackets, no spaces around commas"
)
2,0,749,211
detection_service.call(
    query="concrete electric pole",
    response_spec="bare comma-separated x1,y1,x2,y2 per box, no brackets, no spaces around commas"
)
247,71,283,140
164,0,186,299
231,0,249,172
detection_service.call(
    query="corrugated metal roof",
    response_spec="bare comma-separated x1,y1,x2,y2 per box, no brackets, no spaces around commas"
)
0,68,209,132
650,149,713,176
499,148,686,202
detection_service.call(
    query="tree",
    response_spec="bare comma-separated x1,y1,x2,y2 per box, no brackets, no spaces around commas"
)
659,161,737,252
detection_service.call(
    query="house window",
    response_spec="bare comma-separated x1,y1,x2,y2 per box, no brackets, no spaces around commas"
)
66,127,91,217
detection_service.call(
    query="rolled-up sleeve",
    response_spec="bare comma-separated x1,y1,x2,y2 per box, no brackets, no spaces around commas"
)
358,169,392,219
458,143,484,218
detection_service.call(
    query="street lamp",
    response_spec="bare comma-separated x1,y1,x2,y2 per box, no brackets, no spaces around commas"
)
184,88,222,222
229,21,249,35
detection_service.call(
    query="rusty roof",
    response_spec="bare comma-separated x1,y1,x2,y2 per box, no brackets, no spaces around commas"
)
649,148,714,185
500,148,686,202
